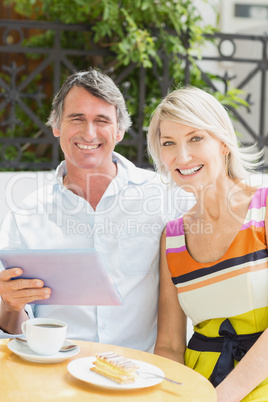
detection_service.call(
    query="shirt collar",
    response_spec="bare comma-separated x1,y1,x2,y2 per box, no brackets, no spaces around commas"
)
112,151,155,185
55,152,155,187
55,161,67,186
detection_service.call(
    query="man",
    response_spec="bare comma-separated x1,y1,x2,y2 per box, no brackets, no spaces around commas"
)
0,68,193,352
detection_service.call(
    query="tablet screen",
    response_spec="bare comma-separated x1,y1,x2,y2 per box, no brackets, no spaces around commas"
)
0,249,123,306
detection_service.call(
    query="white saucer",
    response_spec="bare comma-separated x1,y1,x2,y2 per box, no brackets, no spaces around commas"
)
8,338,80,363
68,357,164,390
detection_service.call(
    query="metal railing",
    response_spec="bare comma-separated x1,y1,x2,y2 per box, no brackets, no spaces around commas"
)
0,19,267,170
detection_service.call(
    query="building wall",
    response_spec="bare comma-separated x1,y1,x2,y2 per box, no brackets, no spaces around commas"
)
0,171,54,224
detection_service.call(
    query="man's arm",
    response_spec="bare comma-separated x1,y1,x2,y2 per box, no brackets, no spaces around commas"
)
0,268,51,334
0,210,51,334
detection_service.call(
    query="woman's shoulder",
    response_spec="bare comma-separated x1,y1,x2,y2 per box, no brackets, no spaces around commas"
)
249,186,268,209
166,215,185,238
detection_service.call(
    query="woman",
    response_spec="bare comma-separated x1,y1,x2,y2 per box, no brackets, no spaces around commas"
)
147,86,268,402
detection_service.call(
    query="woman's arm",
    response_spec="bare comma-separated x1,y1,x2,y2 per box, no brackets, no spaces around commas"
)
216,329,268,402
154,230,187,364
216,193,268,401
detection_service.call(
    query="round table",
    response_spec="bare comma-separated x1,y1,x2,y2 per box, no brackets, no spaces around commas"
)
0,339,217,401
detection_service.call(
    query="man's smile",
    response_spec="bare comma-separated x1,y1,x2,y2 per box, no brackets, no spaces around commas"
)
75,143,101,150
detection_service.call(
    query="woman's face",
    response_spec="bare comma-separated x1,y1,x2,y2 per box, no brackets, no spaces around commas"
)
159,120,227,193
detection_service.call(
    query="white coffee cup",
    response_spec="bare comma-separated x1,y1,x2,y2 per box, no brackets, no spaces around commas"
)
21,318,67,355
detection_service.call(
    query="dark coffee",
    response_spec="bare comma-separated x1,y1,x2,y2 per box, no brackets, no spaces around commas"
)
34,324,64,328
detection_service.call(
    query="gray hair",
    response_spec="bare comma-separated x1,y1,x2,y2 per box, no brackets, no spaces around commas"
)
147,86,263,180
47,68,131,132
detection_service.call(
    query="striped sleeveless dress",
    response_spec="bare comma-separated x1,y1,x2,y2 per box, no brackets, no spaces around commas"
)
166,187,268,401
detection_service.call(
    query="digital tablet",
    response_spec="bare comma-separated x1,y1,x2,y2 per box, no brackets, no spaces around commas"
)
0,249,123,306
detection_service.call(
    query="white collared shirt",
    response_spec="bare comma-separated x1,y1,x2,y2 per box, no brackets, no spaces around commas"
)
0,153,194,351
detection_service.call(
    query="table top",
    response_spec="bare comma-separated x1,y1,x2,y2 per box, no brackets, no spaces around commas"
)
0,339,217,401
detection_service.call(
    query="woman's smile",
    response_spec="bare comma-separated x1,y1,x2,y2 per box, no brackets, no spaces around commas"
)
176,164,204,176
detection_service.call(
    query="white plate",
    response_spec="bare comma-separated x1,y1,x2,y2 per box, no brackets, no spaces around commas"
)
67,356,164,390
8,339,80,363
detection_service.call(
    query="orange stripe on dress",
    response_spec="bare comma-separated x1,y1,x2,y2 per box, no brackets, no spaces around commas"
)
167,226,266,278
176,261,268,293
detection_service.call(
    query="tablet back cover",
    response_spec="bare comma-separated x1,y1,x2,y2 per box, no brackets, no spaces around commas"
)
0,249,123,306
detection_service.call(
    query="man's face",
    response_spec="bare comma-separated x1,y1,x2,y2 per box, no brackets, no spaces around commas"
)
53,86,124,173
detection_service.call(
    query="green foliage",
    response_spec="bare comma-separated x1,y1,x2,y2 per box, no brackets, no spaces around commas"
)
2,0,249,168
0,72,52,168
6,0,216,68
213,87,250,109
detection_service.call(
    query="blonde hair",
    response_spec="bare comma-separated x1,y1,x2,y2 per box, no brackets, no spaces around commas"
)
147,86,263,180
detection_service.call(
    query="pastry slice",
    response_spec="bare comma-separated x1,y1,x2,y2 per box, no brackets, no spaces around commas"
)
91,351,139,384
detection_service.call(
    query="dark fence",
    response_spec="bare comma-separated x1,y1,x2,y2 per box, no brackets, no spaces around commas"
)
0,19,267,170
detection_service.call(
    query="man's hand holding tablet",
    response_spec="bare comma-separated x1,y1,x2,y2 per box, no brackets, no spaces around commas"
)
0,266,51,310
0,249,122,306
